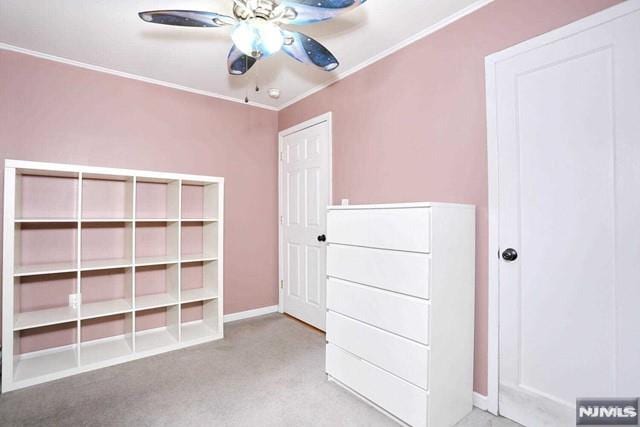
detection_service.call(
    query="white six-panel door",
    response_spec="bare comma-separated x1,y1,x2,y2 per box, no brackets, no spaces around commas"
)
279,116,331,330
487,2,640,425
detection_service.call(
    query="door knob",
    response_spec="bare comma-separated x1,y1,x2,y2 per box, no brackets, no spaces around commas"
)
502,248,518,262
317,234,327,242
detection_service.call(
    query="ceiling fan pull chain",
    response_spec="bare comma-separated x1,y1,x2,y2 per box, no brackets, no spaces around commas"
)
244,55,250,103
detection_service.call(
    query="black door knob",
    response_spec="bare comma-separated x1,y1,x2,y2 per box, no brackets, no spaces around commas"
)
502,248,518,262
317,234,327,242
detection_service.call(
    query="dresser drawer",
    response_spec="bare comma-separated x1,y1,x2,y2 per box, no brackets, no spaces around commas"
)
327,311,429,389
327,208,431,252
327,244,430,299
327,278,429,344
326,343,428,427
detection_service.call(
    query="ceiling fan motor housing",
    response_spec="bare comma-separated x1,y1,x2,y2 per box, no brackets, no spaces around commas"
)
233,0,279,21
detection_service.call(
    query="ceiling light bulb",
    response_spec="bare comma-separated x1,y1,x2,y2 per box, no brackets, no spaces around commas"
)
257,21,284,55
231,22,256,57
232,19,283,58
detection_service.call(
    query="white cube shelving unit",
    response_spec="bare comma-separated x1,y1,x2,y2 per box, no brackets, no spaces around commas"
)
2,160,224,392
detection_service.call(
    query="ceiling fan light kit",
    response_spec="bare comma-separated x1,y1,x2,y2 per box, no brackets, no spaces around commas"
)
138,0,367,76
231,20,284,58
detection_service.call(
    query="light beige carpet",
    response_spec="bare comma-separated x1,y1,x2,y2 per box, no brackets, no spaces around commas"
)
0,314,518,426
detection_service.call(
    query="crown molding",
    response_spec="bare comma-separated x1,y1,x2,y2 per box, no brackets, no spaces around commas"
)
0,42,279,112
1,0,493,112
278,0,495,110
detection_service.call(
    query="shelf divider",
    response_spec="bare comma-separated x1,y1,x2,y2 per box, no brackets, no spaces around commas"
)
180,288,217,304
80,258,133,272
81,299,132,320
14,262,77,277
14,306,78,331
136,293,178,311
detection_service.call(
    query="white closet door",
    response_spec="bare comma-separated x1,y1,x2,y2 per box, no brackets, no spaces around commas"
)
280,120,331,330
492,4,640,426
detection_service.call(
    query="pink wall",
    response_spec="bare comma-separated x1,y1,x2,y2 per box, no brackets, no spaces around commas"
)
278,0,621,395
1,0,622,389
0,50,279,323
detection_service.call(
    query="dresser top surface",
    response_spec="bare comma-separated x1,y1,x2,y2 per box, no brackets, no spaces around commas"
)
328,202,475,211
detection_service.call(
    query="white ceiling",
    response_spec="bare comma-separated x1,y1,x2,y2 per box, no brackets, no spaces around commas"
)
0,0,487,109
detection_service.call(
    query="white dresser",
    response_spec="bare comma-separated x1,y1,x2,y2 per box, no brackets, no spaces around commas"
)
325,203,476,427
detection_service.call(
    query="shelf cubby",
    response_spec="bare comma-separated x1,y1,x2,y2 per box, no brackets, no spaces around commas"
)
81,222,133,270
13,272,78,331
15,170,78,221
180,260,218,303
134,306,179,353
81,174,133,220
14,222,77,277
181,182,219,220
135,179,179,220
13,322,79,382
135,264,179,310
80,268,132,319
181,221,218,261
180,300,220,342
135,221,178,265
81,313,133,365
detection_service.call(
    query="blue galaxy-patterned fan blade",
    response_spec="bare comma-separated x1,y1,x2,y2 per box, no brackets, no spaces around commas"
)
228,45,258,75
138,10,235,27
281,30,339,71
279,0,367,25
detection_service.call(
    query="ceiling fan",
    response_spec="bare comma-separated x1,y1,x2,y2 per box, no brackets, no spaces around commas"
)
139,0,367,76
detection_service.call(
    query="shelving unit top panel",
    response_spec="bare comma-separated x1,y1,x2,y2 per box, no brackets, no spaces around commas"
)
81,219,134,223
82,173,132,182
136,177,178,184
15,218,78,223
181,180,219,186
15,168,79,178
6,160,224,184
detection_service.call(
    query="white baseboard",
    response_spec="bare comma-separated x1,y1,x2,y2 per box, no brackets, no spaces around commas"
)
223,305,279,323
473,392,489,411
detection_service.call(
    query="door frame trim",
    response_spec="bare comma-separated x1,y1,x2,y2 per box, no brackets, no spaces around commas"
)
484,0,639,416
277,112,333,315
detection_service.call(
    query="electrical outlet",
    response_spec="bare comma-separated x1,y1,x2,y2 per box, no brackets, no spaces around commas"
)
341,199,350,206
68,293,80,309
